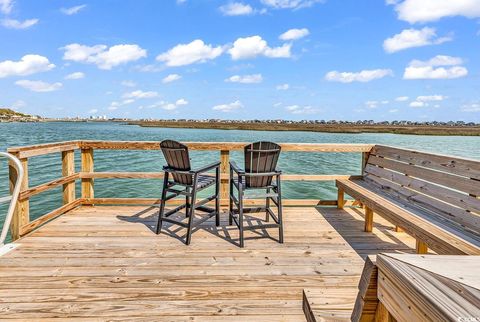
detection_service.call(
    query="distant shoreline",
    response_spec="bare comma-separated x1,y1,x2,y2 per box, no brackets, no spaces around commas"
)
127,121,480,136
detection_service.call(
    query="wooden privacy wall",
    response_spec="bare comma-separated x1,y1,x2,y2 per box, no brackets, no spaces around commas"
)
7,140,372,240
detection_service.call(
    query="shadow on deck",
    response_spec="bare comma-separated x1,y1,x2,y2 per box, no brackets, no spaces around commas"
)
0,205,418,321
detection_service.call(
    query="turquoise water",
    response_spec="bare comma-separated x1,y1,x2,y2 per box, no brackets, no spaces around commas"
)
1,122,479,240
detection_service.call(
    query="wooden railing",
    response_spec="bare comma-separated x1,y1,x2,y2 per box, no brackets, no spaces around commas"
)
7,140,373,240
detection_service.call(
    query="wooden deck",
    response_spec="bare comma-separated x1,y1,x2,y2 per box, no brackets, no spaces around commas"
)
0,205,419,321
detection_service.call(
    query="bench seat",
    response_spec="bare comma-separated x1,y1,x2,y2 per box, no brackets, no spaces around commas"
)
337,178,480,255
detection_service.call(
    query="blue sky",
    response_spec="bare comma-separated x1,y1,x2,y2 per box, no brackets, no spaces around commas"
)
0,0,479,121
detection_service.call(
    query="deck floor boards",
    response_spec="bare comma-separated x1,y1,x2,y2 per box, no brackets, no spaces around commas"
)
0,205,418,320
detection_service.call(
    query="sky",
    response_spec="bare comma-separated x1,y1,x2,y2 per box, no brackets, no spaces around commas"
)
0,0,479,122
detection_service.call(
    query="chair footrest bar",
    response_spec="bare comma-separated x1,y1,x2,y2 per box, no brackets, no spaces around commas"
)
161,217,188,228
243,193,278,199
163,204,187,217
194,195,216,208
196,205,215,213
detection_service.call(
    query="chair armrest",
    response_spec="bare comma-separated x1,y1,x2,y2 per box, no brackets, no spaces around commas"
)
163,166,194,175
242,170,282,177
229,161,245,175
192,161,221,174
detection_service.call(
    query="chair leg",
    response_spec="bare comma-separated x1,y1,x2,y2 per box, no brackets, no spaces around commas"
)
276,178,284,244
185,187,190,218
265,187,270,222
229,170,233,226
185,181,198,245
156,175,169,235
238,186,244,248
215,167,220,227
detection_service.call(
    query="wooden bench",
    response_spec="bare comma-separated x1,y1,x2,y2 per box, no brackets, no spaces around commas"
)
336,145,480,255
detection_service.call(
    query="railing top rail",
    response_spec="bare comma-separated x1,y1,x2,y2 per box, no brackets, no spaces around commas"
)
7,141,81,158
7,140,374,157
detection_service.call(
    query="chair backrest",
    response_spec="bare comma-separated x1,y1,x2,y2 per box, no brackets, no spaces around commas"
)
160,140,192,185
244,141,281,188
364,145,480,236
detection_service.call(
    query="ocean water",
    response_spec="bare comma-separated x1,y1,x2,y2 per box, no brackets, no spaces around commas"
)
1,122,479,241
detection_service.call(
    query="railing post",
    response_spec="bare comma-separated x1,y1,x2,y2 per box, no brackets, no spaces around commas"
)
9,156,29,240
62,150,76,204
220,150,229,206
81,148,94,200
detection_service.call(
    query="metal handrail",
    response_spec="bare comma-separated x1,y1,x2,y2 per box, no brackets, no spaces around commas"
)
0,152,24,246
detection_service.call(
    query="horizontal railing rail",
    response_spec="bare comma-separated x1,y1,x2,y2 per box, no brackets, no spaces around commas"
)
7,140,374,240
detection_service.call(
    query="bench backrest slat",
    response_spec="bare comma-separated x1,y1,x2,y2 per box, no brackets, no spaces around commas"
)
365,164,480,214
370,145,480,180
365,145,480,236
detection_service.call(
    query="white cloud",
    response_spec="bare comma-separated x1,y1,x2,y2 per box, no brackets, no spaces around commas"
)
156,39,224,67
162,73,182,83
383,27,452,53
364,100,389,109
365,101,377,109
212,100,243,112
325,69,393,83
65,72,85,80
389,109,399,113
403,55,468,80
220,2,253,16
1,18,39,29
229,35,292,60
149,99,189,111
409,95,447,108
88,108,98,114
121,80,136,87
409,101,425,107
0,55,55,78
0,0,13,14
461,103,480,112
261,0,324,9
225,74,263,83
122,90,158,99
176,98,188,106
61,4,87,15
62,43,147,70
15,80,62,92
279,28,309,41
392,0,480,23
285,104,317,114
276,83,290,90
108,100,133,110
395,96,409,101
416,95,447,102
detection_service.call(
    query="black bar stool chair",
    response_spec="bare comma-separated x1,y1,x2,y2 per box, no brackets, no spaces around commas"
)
156,140,220,245
229,141,283,247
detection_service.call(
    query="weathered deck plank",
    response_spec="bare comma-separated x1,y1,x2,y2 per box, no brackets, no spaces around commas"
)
0,206,418,320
